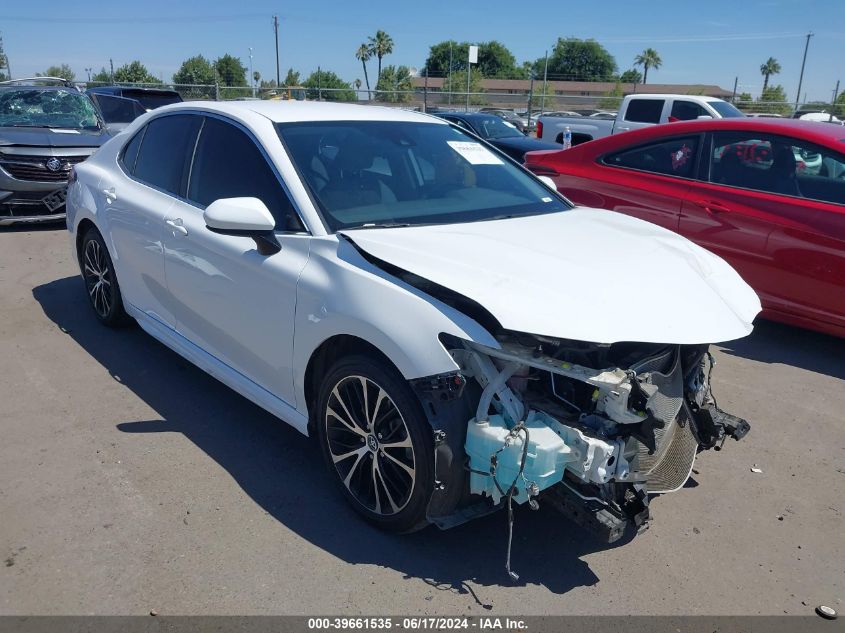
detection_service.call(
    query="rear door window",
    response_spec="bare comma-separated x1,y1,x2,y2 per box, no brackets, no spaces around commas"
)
624,99,664,124
711,131,845,204
133,114,200,196
605,136,699,178
670,100,710,121
187,116,302,230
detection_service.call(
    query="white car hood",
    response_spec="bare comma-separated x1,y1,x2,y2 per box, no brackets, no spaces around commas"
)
340,208,761,345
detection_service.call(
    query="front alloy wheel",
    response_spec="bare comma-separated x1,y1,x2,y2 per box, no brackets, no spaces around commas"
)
317,356,433,532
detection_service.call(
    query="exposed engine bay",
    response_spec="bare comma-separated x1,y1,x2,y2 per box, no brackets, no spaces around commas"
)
412,332,750,578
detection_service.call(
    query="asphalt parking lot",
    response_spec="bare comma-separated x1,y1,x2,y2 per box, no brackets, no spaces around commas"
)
1,224,843,616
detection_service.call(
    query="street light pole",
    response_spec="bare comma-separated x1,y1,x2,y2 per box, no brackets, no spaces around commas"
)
794,31,813,113
248,47,255,98
448,42,453,106
273,15,280,87
540,50,549,115
85,68,92,83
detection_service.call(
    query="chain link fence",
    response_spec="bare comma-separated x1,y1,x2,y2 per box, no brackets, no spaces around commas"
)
78,81,842,123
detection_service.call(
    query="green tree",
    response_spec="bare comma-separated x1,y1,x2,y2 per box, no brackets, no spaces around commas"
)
282,68,300,87
173,55,216,86
424,40,523,78
758,84,791,115
355,43,372,92
91,67,111,83
542,38,617,81
633,48,662,84
476,41,521,78
302,69,355,101
759,57,781,93
441,68,486,104
368,30,394,82
376,65,413,103
0,35,9,81
836,91,845,116
39,64,76,81
619,68,642,84
214,54,247,86
114,61,161,84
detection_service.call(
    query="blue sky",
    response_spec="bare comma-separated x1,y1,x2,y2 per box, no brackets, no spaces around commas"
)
4,0,843,102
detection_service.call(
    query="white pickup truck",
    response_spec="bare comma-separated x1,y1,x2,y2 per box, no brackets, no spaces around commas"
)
537,94,745,146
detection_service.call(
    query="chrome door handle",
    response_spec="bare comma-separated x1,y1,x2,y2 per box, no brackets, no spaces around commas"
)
165,218,188,236
101,187,117,201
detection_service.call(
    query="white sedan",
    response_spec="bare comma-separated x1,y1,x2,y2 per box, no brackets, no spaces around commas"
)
66,101,760,550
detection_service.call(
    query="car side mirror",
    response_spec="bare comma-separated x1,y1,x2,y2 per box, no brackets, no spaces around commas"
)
203,197,281,255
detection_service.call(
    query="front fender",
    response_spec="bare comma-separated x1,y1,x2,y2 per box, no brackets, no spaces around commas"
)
292,236,499,413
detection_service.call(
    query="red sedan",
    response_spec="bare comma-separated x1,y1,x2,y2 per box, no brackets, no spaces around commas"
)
526,118,845,338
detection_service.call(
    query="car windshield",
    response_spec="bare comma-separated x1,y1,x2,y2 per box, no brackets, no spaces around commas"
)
708,101,746,118
470,116,523,139
0,88,101,129
277,120,568,231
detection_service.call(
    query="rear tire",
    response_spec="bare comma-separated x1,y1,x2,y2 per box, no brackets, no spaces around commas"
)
316,355,434,532
80,227,131,327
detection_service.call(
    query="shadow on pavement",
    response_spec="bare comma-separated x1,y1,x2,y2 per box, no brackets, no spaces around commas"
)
33,275,623,597
718,319,845,381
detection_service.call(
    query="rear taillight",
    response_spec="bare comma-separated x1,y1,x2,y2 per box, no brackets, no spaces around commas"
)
536,120,543,138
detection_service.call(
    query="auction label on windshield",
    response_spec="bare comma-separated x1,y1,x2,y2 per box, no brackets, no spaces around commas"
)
447,141,503,165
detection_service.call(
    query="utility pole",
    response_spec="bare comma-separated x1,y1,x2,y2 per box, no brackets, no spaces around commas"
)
832,80,840,121
731,76,738,103
317,65,322,101
794,31,813,113
273,15,280,87
109,58,114,83
85,68,92,83
248,47,255,98
540,50,549,115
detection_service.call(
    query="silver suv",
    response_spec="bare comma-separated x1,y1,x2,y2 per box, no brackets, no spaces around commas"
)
0,78,112,225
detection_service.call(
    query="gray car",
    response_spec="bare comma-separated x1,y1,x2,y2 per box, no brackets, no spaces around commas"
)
0,78,112,225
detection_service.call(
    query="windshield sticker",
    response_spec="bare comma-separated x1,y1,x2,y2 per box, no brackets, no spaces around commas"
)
447,141,503,165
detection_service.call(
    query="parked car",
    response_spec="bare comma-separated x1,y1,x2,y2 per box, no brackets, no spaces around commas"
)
67,101,758,547
537,94,745,146
433,111,559,162
86,86,183,132
525,118,845,337
478,108,529,134
792,111,844,125
86,86,183,111
0,78,112,225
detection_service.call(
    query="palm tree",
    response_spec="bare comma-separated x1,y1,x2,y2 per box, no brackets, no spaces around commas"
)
760,57,781,93
368,30,394,83
634,48,662,84
355,43,372,92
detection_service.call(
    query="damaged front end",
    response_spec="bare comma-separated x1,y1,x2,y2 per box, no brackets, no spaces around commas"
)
413,332,750,550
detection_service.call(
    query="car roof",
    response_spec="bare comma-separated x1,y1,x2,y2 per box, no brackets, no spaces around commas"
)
87,86,180,95
153,100,447,125
583,118,845,150
0,84,81,92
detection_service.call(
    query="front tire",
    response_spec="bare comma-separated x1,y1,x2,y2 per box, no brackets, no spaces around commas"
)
80,227,130,327
316,355,434,532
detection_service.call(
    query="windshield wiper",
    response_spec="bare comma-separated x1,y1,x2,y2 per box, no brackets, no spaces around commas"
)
347,222,412,230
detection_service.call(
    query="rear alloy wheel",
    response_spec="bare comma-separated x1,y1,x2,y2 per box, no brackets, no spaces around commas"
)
80,228,130,326
317,356,433,532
